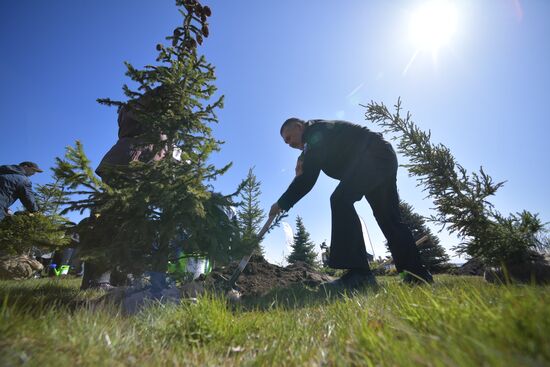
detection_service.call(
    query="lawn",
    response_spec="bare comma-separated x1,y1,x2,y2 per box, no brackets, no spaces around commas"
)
1,276,549,366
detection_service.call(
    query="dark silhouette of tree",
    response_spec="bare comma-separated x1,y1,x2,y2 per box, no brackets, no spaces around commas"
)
0,179,71,256
399,201,449,273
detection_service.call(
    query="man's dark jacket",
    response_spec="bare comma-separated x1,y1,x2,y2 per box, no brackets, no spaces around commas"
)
277,120,394,211
0,165,39,220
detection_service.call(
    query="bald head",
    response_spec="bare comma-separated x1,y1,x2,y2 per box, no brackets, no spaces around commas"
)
280,118,305,135
280,118,306,150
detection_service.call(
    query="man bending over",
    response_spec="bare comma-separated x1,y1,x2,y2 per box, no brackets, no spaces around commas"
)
270,118,432,288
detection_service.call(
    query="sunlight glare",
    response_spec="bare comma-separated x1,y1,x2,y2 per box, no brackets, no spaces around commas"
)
409,1,458,51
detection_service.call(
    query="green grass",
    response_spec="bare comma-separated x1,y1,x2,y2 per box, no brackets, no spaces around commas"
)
1,276,549,366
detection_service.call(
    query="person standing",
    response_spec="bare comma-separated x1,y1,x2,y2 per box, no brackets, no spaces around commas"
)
81,89,168,291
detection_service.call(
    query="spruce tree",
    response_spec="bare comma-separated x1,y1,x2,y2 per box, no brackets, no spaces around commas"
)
237,168,266,255
0,179,71,256
365,99,547,266
53,1,238,273
287,216,318,266
399,201,449,273
35,180,67,218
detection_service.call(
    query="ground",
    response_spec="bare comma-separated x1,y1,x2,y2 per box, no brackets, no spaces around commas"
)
205,255,333,297
1,270,549,366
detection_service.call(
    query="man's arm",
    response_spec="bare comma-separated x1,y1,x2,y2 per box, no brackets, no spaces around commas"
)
271,157,303,217
276,145,323,211
270,127,326,216
277,164,320,211
18,179,39,213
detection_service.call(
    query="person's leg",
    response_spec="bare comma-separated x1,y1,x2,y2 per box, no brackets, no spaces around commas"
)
149,233,169,296
80,261,112,290
77,214,114,290
365,180,432,282
328,181,371,271
325,183,377,289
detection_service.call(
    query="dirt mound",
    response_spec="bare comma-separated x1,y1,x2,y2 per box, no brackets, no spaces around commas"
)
95,256,333,314
205,255,333,297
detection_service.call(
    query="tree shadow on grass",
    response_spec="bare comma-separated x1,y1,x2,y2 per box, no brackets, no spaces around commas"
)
234,276,432,311
0,277,103,314
236,282,378,311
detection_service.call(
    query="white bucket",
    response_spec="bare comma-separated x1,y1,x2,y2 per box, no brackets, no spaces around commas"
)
186,257,208,280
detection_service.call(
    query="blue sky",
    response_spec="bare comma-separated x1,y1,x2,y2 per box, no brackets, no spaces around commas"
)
1,0,548,264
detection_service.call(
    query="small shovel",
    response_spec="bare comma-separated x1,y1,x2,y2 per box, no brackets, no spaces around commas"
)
227,214,276,290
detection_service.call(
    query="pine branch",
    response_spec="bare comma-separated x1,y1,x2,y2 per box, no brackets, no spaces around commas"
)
364,99,546,266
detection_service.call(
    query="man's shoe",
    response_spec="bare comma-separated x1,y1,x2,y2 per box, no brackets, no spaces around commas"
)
324,269,358,287
324,269,378,290
343,272,378,289
400,270,433,285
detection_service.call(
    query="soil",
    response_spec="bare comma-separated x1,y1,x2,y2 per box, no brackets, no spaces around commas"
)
97,255,333,314
204,254,333,297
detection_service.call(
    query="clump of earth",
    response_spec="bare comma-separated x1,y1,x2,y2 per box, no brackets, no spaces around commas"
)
204,254,333,297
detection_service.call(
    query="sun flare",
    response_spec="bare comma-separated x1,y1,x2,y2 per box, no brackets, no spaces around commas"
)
409,1,458,51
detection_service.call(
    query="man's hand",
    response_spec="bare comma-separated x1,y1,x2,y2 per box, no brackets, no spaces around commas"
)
269,202,282,217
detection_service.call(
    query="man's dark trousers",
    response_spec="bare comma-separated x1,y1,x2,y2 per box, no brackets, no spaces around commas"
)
328,138,427,276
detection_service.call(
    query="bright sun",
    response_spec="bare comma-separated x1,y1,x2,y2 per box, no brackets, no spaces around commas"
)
409,1,458,51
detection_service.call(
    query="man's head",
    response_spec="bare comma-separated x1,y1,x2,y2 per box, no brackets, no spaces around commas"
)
280,118,306,150
19,161,43,176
